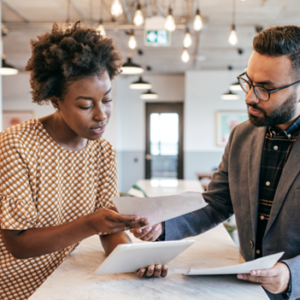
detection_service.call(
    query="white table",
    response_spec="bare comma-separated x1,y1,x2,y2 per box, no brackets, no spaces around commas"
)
29,180,268,300
129,179,205,197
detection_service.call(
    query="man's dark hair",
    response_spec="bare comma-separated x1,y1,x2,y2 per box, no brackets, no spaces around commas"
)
253,25,300,77
25,21,122,104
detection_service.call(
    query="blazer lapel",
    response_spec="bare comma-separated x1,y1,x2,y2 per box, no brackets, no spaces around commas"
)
265,134,300,234
248,126,266,242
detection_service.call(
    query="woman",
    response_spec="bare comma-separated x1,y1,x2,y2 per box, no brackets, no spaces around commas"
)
0,21,167,300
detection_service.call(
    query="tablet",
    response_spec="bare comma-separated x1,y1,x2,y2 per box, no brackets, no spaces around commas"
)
95,240,195,275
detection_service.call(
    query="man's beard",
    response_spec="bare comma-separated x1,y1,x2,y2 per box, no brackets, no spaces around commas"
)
248,91,298,127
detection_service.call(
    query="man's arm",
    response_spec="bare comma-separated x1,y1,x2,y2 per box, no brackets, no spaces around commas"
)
132,126,238,242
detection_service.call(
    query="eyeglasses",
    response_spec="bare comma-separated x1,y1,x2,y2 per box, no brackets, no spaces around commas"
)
237,72,300,101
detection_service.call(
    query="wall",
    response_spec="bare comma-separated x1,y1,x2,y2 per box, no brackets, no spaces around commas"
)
184,70,247,179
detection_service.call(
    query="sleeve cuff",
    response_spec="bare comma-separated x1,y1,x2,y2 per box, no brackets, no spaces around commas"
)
155,222,165,241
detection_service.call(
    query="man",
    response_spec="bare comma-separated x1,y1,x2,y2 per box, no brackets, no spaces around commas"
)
132,25,300,300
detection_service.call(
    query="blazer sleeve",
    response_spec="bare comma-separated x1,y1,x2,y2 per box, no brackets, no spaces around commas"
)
282,256,300,300
165,126,237,241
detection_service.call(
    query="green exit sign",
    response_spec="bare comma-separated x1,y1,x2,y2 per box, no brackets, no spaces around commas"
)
144,30,171,47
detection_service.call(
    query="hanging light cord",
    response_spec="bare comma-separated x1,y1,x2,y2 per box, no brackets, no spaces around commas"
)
66,0,70,23
232,0,236,25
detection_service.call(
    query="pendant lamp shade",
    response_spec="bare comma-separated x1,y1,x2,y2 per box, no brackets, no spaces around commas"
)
129,77,152,90
229,81,242,91
0,58,18,75
140,90,158,99
221,90,239,100
121,57,144,75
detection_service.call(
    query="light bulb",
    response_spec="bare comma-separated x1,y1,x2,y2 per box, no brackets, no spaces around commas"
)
228,24,238,45
97,21,106,37
133,4,144,26
164,8,176,32
193,9,203,31
181,48,189,63
111,0,123,17
128,34,137,49
183,28,192,48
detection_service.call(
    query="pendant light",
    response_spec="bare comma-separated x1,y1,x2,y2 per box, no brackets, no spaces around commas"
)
0,56,18,75
221,90,239,100
128,31,137,49
97,0,106,37
181,48,189,63
130,77,152,90
121,56,144,75
133,3,144,26
228,0,238,46
111,0,123,17
193,8,203,31
65,0,72,30
229,81,242,91
140,90,158,100
98,20,106,37
183,27,192,48
165,7,176,32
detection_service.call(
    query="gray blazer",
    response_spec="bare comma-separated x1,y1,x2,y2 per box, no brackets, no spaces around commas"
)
165,120,300,300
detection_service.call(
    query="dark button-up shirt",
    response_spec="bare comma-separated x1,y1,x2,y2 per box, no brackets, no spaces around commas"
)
256,116,300,258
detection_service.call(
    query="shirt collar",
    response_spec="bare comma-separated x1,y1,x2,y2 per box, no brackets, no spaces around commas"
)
268,115,300,139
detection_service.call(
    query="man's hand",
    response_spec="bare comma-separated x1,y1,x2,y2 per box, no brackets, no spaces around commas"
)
135,264,168,278
237,262,290,294
130,223,163,241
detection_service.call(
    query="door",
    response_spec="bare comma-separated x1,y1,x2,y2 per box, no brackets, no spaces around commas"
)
145,103,184,179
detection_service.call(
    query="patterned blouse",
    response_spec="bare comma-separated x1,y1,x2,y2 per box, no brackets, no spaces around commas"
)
0,119,118,300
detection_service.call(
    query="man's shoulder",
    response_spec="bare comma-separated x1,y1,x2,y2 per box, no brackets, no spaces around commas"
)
232,119,263,139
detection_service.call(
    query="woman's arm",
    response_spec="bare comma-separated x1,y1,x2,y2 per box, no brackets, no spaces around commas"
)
1,208,148,259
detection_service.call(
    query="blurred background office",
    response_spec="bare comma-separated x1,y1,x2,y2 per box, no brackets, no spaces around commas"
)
1,0,298,192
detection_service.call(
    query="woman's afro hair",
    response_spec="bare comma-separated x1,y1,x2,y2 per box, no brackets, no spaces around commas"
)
25,21,123,104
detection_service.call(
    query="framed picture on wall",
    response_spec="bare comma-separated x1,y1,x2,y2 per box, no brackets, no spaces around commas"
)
3,110,35,130
216,111,248,147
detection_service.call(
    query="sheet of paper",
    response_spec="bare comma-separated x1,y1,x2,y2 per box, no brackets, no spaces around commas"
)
174,252,284,275
113,192,207,226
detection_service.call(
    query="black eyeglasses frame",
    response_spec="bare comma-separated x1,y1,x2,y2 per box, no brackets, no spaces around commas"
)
237,72,300,101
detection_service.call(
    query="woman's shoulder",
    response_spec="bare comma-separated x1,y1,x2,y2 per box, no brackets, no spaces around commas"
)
92,138,116,159
0,119,40,152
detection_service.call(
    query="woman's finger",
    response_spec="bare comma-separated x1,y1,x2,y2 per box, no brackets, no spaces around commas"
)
145,265,155,277
135,268,146,278
153,264,162,277
161,265,168,277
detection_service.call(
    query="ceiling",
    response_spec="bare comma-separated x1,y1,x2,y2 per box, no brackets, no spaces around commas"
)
2,0,300,74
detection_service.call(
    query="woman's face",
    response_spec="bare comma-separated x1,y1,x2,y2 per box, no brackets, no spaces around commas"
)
55,72,112,140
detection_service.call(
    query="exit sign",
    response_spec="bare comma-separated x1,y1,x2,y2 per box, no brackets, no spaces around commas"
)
144,30,171,47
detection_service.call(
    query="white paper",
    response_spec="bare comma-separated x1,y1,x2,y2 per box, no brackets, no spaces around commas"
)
175,252,284,275
113,192,207,226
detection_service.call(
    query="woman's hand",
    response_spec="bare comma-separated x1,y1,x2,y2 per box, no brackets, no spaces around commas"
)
89,207,149,234
135,264,168,278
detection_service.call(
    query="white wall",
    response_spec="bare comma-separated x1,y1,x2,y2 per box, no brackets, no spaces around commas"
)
3,72,54,118
185,70,247,151
184,70,247,178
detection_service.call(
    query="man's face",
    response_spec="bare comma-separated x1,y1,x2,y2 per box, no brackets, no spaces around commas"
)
56,72,112,140
245,51,300,128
